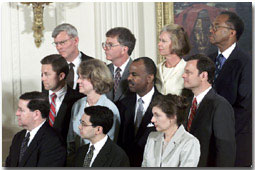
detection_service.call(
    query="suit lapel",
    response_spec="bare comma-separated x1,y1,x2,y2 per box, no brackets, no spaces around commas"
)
19,122,47,166
190,89,214,132
92,138,112,167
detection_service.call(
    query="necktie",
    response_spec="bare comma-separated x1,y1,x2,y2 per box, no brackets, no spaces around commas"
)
135,98,144,134
114,67,121,95
49,93,57,127
187,98,197,132
19,132,30,163
83,145,95,167
214,54,226,80
67,63,75,88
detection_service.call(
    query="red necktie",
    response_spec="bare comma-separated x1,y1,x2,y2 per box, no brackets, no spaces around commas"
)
49,93,57,127
187,97,197,131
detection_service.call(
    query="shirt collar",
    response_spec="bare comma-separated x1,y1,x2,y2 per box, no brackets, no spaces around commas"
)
193,86,212,106
27,120,46,146
113,58,130,75
89,135,108,152
49,85,67,100
67,52,82,67
136,87,155,109
218,42,236,60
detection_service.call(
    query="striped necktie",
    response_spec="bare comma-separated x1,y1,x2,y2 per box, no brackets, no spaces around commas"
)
49,93,57,127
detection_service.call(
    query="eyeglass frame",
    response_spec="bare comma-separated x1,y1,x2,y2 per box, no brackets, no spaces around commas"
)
210,24,235,32
79,119,94,127
102,42,122,50
52,38,73,47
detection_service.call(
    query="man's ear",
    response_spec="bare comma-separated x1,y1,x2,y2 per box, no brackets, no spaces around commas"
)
200,71,208,82
33,110,42,121
74,36,79,46
95,126,103,135
122,46,129,55
59,72,66,81
147,74,154,84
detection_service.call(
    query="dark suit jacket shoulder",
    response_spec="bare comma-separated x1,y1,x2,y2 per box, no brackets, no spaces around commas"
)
74,137,129,167
5,122,66,167
189,89,235,167
44,86,83,142
106,59,132,103
117,88,160,166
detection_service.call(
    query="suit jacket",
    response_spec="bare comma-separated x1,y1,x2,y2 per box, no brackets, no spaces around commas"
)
5,122,66,167
142,125,200,167
209,45,252,166
42,51,93,94
44,85,83,142
74,137,130,167
117,88,159,167
106,59,132,103
187,89,236,167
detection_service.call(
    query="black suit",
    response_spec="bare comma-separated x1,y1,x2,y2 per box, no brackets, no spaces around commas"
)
187,88,236,167
42,51,93,94
209,45,252,166
117,88,159,167
5,122,66,167
44,85,83,142
74,137,129,167
106,59,132,103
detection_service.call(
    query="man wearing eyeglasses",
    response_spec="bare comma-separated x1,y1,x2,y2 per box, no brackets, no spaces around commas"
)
102,27,136,104
50,23,93,92
208,11,252,167
73,106,129,167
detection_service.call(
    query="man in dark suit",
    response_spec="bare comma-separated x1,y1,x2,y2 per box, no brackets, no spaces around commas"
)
5,91,66,167
41,54,83,142
51,23,93,92
208,11,252,167
102,27,136,103
74,106,129,167
182,54,236,167
117,57,159,167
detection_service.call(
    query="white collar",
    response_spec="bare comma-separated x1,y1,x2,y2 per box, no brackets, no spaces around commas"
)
193,86,212,107
218,42,236,60
27,120,46,146
113,58,130,74
89,135,108,152
67,52,82,67
49,85,67,99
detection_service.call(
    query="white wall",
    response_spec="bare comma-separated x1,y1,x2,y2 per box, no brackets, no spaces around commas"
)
1,2,157,164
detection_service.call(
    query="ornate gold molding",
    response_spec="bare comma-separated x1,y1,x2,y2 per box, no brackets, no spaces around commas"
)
155,2,174,64
21,2,51,48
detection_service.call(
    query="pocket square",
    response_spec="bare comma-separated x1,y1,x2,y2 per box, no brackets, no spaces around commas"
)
147,123,154,127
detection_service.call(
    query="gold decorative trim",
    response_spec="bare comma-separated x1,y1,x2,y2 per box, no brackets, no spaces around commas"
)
21,2,51,48
155,2,174,64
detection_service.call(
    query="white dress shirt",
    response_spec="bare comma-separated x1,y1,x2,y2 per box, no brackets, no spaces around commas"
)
188,86,212,118
49,85,67,116
87,135,108,167
113,58,130,77
67,52,82,89
218,42,236,60
26,120,46,146
134,87,155,122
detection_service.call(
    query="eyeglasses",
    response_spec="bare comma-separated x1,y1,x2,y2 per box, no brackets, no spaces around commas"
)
52,38,72,47
102,42,122,50
79,119,93,127
210,24,234,32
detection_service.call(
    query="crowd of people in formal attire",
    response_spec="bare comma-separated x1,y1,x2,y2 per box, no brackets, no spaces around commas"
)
5,11,252,167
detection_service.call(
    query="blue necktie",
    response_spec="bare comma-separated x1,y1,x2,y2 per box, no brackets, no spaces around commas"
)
214,54,226,80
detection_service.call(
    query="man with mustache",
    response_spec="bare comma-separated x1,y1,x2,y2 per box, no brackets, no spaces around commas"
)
102,27,136,104
117,57,160,167
208,11,252,167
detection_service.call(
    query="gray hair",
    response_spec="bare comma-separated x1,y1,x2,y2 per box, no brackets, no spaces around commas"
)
52,23,78,38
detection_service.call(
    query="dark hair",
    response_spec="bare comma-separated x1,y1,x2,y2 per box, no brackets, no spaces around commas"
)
19,91,50,118
106,27,136,56
151,94,188,126
220,11,244,41
84,106,113,134
186,54,215,84
133,57,157,82
40,54,69,79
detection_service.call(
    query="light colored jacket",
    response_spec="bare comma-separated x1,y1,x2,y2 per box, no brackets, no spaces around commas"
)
142,125,200,167
155,59,186,95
